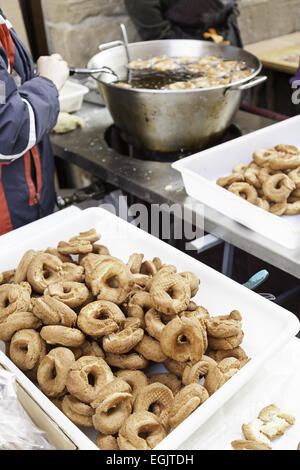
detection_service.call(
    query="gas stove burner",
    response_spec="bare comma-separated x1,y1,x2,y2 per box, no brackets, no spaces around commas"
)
104,124,242,162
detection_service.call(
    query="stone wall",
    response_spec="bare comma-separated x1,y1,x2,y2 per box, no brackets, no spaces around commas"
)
238,0,300,45
42,0,300,67
41,0,140,67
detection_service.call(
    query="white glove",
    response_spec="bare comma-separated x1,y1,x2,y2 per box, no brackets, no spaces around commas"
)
37,53,69,91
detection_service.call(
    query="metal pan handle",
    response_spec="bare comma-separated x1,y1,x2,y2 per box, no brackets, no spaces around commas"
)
99,40,124,52
225,75,267,94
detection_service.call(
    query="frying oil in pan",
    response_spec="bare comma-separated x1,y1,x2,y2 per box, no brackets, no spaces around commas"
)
126,69,197,89
114,56,253,90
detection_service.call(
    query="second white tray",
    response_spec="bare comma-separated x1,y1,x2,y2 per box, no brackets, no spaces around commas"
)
173,115,300,249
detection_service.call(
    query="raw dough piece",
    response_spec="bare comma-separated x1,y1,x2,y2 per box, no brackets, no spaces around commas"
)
52,112,84,134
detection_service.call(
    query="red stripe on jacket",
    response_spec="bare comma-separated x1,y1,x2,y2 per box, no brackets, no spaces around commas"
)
24,151,36,206
0,23,15,72
0,23,15,234
31,146,42,200
0,163,13,235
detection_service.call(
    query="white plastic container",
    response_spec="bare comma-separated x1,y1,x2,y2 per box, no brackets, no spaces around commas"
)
172,115,300,249
59,80,89,113
0,207,299,450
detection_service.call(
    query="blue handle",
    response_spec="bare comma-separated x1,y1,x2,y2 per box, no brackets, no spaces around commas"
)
243,270,269,291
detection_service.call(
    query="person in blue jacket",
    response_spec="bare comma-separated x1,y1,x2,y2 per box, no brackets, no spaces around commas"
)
0,10,69,236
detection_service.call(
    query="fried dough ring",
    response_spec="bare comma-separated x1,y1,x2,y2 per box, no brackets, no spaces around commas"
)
231,440,271,450
0,311,41,342
9,329,47,372
70,228,100,244
132,273,152,290
96,433,119,450
77,300,125,337
91,378,133,434
204,357,241,395
45,247,73,263
288,167,300,188
127,291,152,327
205,315,242,338
148,373,182,395
258,166,281,184
208,346,250,367
32,295,77,327
163,358,185,378
255,197,270,211
115,370,149,401
275,144,299,155
90,257,134,304
269,152,300,170
169,384,209,429
144,308,168,341
59,262,85,283
160,316,205,362
117,411,167,450
217,173,244,188
26,253,63,293
134,382,174,430
244,164,262,189
233,163,247,174
0,282,32,323
253,148,278,167
37,347,75,397
150,272,191,316
57,239,93,255
208,330,244,350
180,305,210,322
105,352,149,370
153,59,179,71
71,339,105,360
167,81,195,90
127,253,144,274
178,309,208,352
102,318,144,354
135,334,167,363
0,269,15,285
44,281,89,308
285,201,300,215
227,182,258,204
179,271,200,297
269,202,287,216
66,356,114,404
62,394,94,427
262,174,295,202
139,260,157,277
182,356,217,385
40,325,86,347
14,249,37,283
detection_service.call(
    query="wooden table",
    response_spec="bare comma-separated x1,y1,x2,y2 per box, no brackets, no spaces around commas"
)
245,32,300,75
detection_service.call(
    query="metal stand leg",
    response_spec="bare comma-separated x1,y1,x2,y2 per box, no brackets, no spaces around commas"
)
222,242,235,278
273,285,300,306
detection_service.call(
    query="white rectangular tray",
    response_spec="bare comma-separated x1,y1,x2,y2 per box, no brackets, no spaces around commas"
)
0,207,299,450
172,115,300,249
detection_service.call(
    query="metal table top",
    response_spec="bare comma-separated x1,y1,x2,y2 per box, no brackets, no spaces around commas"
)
50,102,300,279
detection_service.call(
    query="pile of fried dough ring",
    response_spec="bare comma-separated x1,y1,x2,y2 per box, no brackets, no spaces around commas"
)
217,144,300,216
0,228,250,450
116,55,252,90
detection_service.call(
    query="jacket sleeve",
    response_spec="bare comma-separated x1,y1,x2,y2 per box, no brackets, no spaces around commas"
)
0,46,60,162
124,0,176,40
